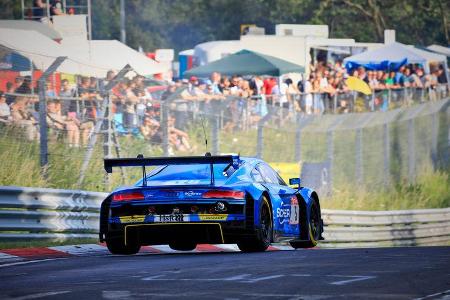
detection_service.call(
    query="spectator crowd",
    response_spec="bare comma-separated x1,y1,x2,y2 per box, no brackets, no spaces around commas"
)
0,58,448,152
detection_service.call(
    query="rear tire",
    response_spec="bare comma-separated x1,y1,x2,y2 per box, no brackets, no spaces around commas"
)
106,234,141,255
169,241,197,251
238,196,272,252
290,200,322,249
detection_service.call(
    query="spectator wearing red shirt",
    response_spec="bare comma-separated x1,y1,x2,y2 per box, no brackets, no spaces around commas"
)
263,77,277,105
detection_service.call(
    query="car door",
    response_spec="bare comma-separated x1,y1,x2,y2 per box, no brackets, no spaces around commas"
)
256,163,298,238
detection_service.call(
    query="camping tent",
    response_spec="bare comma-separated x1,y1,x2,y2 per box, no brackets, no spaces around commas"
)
0,28,108,77
61,40,169,76
408,46,447,67
0,20,62,41
344,42,449,83
184,49,305,77
427,45,450,57
343,42,429,71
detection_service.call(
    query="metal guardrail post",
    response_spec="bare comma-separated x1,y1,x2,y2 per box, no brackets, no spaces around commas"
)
38,56,67,175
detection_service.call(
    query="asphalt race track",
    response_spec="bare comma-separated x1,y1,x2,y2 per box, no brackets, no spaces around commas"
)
0,246,449,299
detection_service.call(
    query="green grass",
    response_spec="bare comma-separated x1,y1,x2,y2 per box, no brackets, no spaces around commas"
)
0,238,98,250
0,119,448,210
323,166,450,210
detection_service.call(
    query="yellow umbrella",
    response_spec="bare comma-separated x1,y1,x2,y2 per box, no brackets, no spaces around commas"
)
346,76,372,95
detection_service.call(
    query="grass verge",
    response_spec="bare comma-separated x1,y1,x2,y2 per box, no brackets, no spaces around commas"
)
0,238,98,250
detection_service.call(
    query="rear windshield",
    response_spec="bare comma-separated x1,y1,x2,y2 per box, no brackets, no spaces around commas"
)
135,163,235,186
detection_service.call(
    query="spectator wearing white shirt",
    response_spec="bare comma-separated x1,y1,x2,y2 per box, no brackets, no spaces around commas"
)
0,92,11,122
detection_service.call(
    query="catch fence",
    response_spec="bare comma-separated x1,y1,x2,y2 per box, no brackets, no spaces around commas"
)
0,51,449,194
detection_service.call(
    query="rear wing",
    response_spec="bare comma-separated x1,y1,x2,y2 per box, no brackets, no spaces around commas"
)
104,155,235,173
104,154,237,186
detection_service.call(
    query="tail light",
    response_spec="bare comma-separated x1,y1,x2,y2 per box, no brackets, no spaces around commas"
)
203,190,245,199
112,191,144,202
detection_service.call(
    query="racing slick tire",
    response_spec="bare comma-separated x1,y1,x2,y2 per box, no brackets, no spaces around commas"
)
290,199,322,249
106,234,141,255
169,241,197,251
237,196,272,252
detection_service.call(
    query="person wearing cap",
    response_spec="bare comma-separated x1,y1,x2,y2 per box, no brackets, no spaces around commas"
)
189,76,198,86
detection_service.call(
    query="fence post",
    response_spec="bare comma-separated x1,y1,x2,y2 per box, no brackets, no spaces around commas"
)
161,99,169,156
388,89,392,107
211,114,219,155
351,91,356,112
333,94,337,113
77,64,130,188
102,92,113,190
383,123,390,187
371,92,375,111
407,118,416,184
355,128,363,185
431,112,439,168
327,130,334,190
294,113,301,162
256,111,273,159
38,56,66,175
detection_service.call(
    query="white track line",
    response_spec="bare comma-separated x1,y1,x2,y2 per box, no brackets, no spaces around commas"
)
7,291,71,300
0,258,68,269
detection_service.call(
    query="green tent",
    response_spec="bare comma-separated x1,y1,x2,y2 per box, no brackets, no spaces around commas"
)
184,49,305,77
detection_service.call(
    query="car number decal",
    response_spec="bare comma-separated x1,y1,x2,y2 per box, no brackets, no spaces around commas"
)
290,196,299,225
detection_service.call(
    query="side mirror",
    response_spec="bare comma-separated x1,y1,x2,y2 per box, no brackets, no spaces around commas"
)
289,177,301,187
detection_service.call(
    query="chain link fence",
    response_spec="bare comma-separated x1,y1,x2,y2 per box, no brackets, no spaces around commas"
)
0,51,448,195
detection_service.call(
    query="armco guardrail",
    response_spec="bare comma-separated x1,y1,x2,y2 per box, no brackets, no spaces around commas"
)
0,186,449,247
321,208,450,248
0,186,107,240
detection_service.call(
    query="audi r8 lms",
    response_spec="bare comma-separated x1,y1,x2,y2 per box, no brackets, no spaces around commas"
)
99,154,323,254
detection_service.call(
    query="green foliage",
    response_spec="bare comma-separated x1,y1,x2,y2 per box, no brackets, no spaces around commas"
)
89,0,449,54
1,1,448,53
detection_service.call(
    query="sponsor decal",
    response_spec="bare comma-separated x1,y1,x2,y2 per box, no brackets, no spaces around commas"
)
289,196,299,225
119,215,146,223
198,214,228,221
277,207,290,224
184,191,202,197
276,208,290,219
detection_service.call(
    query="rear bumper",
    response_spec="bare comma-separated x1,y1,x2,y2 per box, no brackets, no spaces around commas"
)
104,220,256,245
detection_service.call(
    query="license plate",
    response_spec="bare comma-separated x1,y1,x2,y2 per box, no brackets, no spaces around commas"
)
156,214,185,222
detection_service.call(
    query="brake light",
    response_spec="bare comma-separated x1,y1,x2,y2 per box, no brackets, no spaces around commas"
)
112,191,145,202
203,190,245,199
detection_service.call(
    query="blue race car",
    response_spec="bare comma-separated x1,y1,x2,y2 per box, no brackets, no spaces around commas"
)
100,154,323,254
